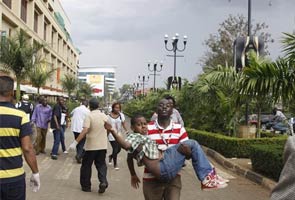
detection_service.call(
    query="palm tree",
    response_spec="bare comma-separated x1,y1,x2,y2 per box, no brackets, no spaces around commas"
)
239,52,277,137
282,32,295,63
61,74,78,98
76,81,93,99
29,63,56,94
0,30,44,101
198,65,244,136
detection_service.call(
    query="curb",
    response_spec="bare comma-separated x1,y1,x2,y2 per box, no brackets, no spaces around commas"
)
202,146,277,191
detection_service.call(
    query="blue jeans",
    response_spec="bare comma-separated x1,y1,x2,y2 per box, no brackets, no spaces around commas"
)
159,139,212,182
73,132,85,159
52,129,61,156
0,178,26,200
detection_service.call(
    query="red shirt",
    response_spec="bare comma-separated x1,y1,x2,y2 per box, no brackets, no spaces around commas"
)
143,120,189,181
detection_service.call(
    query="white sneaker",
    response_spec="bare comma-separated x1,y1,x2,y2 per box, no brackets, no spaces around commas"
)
201,174,228,190
216,175,230,184
63,151,68,154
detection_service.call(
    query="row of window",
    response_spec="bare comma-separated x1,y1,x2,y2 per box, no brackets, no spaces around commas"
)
2,0,78,67
78,72,115,78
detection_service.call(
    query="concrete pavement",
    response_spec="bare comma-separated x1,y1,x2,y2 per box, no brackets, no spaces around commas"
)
23,127,271,200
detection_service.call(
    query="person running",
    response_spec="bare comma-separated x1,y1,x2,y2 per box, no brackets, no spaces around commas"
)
104,114,228,190
0,75,40,200
107,102,128,170
68,98,109,193
70,100,90,163
31,96,52,155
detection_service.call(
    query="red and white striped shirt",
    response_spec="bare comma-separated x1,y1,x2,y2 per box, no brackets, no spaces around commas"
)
143,120,189,181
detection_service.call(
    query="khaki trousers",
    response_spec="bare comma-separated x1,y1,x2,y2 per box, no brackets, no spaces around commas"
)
35,127,48,153
143,175,182,200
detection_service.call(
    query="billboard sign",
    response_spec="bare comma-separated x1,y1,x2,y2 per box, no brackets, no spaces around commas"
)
86,75,104,97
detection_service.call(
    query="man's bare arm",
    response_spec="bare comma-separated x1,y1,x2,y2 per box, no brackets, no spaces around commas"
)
76,127,89,143
127,154,137,176
21,136,38,173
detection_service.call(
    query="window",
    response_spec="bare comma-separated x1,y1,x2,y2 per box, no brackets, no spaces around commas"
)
34,12,38,33
21,0,27,22
44,23,47,41
3,0,12,9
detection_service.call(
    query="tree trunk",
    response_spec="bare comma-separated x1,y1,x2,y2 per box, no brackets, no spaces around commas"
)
16,80,21,102
257,106,262,138
37,87,40,95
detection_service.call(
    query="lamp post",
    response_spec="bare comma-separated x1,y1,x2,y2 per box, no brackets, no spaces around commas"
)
138,75,149,96
132,82,139,98
164,33,187,89
148,61,163,92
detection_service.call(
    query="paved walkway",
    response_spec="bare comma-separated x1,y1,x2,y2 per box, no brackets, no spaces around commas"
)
23,120,271,200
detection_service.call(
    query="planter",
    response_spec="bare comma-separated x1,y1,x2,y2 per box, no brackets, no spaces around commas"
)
238,125,256,138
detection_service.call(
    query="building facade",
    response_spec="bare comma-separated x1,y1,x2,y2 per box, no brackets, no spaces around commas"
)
78,66,116,97
0,0,80,93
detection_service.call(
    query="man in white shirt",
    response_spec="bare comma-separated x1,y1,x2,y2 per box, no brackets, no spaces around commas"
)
71,100,90,163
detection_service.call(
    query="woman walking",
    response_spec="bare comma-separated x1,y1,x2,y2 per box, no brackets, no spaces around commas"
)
107,102,128,170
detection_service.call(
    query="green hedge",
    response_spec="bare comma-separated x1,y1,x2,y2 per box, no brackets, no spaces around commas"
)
250,144,284,181
187,128,287,158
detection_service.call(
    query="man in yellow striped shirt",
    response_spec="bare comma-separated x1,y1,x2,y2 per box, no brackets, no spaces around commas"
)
0,75,40,200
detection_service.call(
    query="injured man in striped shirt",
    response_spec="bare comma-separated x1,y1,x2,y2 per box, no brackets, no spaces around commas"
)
104,114,229,190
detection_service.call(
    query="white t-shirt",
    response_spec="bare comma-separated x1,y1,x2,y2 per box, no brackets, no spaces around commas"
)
107,112,125,141
71,105,90,133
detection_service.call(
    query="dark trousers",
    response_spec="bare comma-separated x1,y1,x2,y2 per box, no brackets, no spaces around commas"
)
109,140,121,166
51,129,61,155
73,132,85,158
0,178,26,200
80,150,108,189
60,125,66,152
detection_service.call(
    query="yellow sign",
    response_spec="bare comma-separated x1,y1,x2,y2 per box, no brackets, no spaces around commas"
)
87,75,103,84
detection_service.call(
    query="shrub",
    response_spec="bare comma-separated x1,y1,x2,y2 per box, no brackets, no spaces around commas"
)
123,90,180,120
260,131,285,138
187,128,287,158
250,144,284,181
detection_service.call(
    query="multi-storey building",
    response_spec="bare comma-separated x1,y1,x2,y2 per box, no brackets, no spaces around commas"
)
78,66,116,97
0,0,80,93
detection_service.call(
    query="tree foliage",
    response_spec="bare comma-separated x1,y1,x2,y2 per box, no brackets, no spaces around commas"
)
29,63,56,94
0,30,44,101
61,74,78,97
200,14,273,72
76,81,93,100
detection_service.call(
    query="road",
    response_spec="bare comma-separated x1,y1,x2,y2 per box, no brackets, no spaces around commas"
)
23,121,271,200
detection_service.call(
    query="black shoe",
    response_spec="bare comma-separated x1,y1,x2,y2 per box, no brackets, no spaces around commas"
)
98,183,108,194
82,187,91,192
75,155,82,164
51,155,58,160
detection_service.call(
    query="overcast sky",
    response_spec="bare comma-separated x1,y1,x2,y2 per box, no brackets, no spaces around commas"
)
62,0,295,89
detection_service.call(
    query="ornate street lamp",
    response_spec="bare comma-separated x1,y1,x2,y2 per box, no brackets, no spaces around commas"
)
138,75,149,96
164,33,187,89
148,61,163,92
